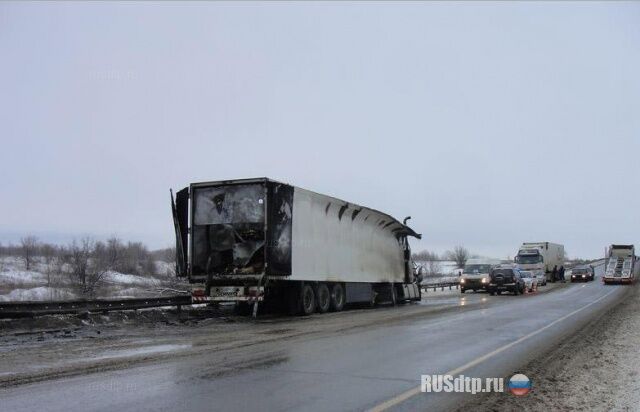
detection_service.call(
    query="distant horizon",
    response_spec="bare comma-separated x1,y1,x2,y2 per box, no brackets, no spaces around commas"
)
0,228,610,260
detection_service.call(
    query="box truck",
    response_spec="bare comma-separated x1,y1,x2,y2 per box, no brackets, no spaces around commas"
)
604,244,637,284
515,242,564,280
171,178,422,316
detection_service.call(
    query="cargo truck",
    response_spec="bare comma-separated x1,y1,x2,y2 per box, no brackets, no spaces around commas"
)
171,178,422,316
514,242,564,281
603,244,638,284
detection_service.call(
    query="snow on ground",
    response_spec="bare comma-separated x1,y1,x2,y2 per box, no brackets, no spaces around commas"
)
110,287,152,298
0,286,77,302
0,270,48,287
0,257,177,302
414,260,462,275
102,271,160,286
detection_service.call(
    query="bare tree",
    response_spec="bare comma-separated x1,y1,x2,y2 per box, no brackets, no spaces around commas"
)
425,260,442,277
445,245,470,269
41,243,58,287
412,250,440,261
67,238,92,294
143,256,157,276
20,236,39,271
88,242,120,297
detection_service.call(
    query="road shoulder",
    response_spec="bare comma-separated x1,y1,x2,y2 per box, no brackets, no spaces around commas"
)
460,283,639,411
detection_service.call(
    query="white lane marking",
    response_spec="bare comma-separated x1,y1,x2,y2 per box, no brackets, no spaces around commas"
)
368,287,619,412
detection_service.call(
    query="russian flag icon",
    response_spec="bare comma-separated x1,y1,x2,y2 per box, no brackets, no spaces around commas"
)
508,374,531,396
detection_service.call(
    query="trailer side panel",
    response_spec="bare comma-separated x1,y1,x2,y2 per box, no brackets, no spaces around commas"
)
290,188,405,283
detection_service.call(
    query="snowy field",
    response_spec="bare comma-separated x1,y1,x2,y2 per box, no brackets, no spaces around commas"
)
0,257,185,302
414,260,462,276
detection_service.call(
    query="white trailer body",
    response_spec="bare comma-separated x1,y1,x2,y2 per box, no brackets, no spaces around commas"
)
171,178,422,315
290,187,406,283
515,242,565,274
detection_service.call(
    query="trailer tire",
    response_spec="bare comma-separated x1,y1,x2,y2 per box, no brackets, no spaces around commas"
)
329,283,345,312
316,283,331,313
301,283,316,316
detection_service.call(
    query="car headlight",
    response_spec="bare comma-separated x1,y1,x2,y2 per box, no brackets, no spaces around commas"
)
581,275,586,278
460,278,465,284
481,277,488,283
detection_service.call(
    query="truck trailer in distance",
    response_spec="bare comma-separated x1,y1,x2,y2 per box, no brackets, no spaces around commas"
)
171,178,422,316
604,244,638,284
515,242,565,281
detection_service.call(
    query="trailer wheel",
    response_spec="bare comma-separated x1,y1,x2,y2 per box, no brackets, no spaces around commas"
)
330,283,345,312
316,283,331,313
301,283,316,316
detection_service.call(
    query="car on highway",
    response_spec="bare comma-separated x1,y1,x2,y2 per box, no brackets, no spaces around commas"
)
533,270,547,286
488,265,526,296
518,270,538,293
571,266,595,282
459,259,501,293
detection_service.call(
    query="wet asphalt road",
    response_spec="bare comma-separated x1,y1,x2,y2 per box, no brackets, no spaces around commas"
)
0,264,630,412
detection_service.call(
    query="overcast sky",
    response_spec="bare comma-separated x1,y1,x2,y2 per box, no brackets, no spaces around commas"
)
1,2,639,259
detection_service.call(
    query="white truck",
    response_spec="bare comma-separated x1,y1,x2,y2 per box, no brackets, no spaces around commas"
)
515,242,564,281
460,258,502,293
171,178,423,316
604,244,638,285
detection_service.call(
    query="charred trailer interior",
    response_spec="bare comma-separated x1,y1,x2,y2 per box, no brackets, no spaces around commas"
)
171,178,422,316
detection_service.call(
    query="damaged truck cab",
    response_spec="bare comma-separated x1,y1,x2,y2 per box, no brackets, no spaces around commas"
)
171,178,422,316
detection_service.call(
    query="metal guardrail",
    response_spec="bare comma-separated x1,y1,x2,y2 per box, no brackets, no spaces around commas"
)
421,281,460,292
0,295,192,319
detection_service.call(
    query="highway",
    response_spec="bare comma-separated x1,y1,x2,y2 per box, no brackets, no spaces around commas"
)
0,264,631,412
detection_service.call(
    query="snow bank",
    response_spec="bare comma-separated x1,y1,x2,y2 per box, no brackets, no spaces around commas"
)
415,260,462,275
109,287,150,298
0,287,77,302
102,271,160,286
0,270,47,286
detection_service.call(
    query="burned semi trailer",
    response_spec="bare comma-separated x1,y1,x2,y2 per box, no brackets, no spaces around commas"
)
171,178,422,315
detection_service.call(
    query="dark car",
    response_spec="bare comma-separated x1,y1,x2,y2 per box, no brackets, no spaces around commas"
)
488,267,526,295
571,266,595,282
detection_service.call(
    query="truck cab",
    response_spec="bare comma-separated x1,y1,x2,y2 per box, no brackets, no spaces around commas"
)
515,249,544,278
515,242,564,283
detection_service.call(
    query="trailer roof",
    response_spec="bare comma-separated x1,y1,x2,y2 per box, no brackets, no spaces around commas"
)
189,177,422,239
